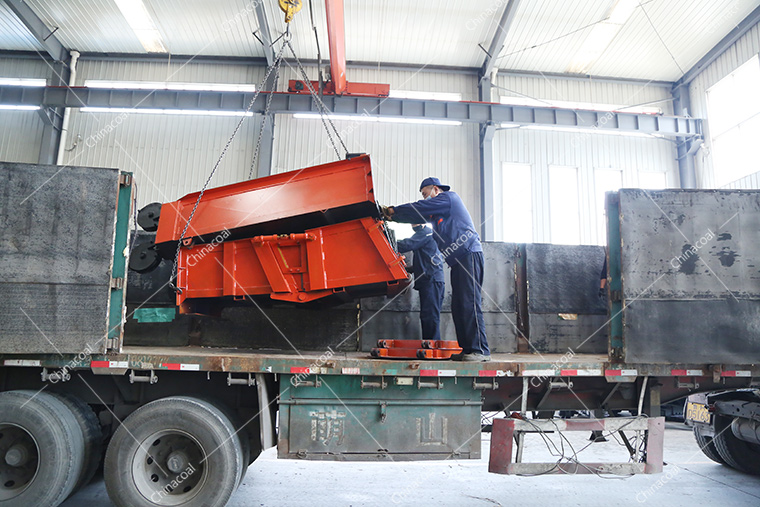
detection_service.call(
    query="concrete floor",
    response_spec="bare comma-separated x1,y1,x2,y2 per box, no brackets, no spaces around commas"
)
65,422,760,506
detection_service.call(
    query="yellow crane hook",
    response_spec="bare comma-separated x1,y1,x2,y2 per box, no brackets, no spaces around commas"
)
279,0,303,23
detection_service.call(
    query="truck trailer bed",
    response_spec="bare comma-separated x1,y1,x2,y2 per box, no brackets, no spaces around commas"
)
4,346,757,381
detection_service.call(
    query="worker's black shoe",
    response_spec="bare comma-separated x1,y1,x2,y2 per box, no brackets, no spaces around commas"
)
450,352,465,361
460,353,491,362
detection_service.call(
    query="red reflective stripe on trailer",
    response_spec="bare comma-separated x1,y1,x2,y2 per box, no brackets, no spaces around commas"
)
561,369,577,376
721,371,752,377
161,363,181,370
91,360,128,368
671,369,704,376
290,367,312,374
605,369,637,376
420,370,439,377
480,370,498,377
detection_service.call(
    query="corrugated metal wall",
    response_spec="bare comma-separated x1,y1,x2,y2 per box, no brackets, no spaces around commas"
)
1,56,680,239
0,57,49,163
273,114,481,224
57,59,265,208
61,109,262,208
75,58,266,85
493,73,678,244
273,67,480,221
493,129,677,245
0,110,44,163
689,20,760,189
496,73,674,113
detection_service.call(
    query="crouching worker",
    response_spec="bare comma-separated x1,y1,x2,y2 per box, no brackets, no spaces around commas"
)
397,224,445,342
383,177,490,362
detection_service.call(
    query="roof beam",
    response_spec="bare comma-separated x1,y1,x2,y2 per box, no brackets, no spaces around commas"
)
675,4,760,88
253,1,275,67
0,50,679,86
3,0,67,62
480,0,521,79
0,85,703,137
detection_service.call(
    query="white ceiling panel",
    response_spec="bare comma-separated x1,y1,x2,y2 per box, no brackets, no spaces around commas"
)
0,0,758,82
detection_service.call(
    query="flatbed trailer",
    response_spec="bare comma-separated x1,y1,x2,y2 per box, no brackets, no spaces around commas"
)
3,161,760,506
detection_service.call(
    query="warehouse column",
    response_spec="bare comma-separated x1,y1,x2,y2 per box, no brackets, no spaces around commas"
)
672,85,697,189
479,77,496,240
5,0,71,165
256,113,276,178
37,63,69,165
252,0,276,178
476,0,520,240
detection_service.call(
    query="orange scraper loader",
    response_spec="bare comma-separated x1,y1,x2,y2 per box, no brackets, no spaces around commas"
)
149,155,411,314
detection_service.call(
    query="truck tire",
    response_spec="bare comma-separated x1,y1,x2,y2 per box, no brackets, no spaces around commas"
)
104,396,244,507
713,415,760,475
692,425,725,464
193,396,251,487
51,393,104,494
0,390,85,507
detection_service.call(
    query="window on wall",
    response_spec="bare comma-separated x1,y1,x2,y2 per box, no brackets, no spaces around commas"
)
595,168,623,245
706,55,760,187
501,163,533,242
638,171,667,189
549,165,580,245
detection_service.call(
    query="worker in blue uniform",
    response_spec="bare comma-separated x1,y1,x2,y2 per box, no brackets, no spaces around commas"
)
383,177,491,362
397,224,445,342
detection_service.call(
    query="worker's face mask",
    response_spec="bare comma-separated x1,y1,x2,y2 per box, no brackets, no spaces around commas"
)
424,195,432,200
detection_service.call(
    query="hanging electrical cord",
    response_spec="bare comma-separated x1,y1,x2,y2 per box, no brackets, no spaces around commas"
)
491,0,658,64
637,1,685,76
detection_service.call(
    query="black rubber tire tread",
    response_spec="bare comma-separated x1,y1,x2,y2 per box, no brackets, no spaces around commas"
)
52,392,104,494
104,396,243,507
0,390,85,507
692,425,726,464
713,415,760,475
193,396,251,487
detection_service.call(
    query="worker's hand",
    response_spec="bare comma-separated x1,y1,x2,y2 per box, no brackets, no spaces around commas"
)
598,287,607,300
380,206,394,221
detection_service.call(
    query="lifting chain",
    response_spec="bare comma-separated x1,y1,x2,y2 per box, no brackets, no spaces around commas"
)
170,21,351,291
283,38,348,159
169,35,289,291
248,50,285,179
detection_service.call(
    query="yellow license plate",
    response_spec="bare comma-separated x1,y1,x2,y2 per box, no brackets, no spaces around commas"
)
686,402,711,424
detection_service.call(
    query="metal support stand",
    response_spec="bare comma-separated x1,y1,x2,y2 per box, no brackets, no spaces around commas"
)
489,416,665,475
515,377,529,463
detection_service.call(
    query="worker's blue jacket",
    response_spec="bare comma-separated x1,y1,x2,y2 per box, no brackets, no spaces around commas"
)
397,227,445,289
393,191,482,267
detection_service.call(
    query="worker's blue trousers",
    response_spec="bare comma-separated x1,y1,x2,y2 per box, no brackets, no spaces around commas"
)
450,251,490,355
418,280,445,341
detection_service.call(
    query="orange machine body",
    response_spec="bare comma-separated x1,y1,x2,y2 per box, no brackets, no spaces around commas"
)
155,155,379,254
175,217,409,313
155,155,410,314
